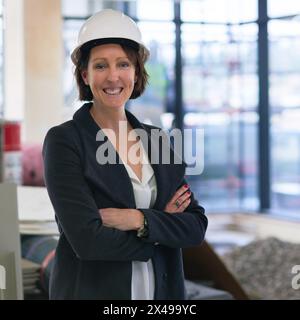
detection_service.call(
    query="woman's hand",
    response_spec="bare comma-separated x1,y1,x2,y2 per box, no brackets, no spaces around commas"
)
164,184,191,214
99,208,143,231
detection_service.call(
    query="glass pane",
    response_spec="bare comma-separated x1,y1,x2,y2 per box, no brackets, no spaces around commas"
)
269,20,300,108
271,111,300,212
184,111,258,211
269,20,300,74
268,0,300,18
182,22,259,211
62,0,90,17
62,19,84,113
231,23,258,42
270,74,300,109
182,23,228,43
270,18,300,213
136,0,173,21
62,0,108,17
62,0,126,17
269,19,300,39
182,23,258,112
181,0,257,23
129,22,175,129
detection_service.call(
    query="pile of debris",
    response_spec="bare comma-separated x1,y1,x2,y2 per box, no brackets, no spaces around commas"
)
221,237,300,299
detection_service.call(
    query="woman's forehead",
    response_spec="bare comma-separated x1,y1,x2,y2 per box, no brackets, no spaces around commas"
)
90,43,127,58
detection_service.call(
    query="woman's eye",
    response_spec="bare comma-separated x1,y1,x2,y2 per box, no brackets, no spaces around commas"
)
119,62,130,68
95,64,106,69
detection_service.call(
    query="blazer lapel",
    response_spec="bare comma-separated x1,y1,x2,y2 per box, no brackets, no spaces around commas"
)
73,103,136,208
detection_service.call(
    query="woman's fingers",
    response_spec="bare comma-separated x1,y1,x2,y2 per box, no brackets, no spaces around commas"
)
174,190,191,209
169,184,189,205
177,197,191,211
164,186,192,213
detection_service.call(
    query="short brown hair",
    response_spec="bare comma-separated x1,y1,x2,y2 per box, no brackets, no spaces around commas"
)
74,44,149,101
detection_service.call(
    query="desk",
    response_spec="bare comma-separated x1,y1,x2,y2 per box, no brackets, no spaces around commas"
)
17,186,58,235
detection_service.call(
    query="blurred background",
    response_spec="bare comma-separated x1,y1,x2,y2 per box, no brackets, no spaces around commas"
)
0,0,300,300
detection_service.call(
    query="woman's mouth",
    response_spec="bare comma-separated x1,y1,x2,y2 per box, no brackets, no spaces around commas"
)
103,88,123,95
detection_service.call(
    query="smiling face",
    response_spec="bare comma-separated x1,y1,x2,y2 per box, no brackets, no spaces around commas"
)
81,44,137,110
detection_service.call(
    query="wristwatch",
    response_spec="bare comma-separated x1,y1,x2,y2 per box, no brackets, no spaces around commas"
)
137,214,149,238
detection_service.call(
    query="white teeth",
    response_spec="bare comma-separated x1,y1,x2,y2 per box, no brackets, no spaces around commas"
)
103,88,122,95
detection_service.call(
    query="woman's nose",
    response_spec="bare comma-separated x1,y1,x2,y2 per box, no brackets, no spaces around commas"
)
106,67,119,82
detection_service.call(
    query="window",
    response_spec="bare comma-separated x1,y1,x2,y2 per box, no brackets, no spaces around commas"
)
181,0,259,211
61,0,300,216
269,15,300,213
62,19,83,112
129,21,175,128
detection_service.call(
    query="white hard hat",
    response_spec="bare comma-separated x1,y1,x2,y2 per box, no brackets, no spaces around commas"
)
71,9,149,64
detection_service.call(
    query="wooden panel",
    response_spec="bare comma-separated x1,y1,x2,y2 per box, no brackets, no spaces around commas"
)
183,240,249,300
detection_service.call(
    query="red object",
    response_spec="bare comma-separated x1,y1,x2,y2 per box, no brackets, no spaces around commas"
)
4,122,21,151
22,143,45,186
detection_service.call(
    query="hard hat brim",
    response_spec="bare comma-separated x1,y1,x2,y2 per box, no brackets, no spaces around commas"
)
71,37,149,65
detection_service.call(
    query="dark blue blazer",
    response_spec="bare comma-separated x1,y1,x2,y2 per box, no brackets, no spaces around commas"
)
43,102,208,300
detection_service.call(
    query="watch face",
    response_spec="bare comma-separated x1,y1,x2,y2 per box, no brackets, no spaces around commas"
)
141,228,148,237
137,225,148,238
137,216,149,238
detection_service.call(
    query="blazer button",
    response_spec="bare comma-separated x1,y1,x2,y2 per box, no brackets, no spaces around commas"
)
162,273,168,280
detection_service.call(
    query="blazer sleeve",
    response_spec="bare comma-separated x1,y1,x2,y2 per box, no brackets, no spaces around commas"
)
139,179,208,249
43,125,154,262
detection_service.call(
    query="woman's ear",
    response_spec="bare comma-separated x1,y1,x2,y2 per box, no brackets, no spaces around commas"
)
81,70,89,85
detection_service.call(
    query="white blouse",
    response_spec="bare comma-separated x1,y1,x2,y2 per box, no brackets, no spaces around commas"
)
122,140,157,300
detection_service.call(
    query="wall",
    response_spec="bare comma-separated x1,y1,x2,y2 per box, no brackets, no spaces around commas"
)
4,0,63,143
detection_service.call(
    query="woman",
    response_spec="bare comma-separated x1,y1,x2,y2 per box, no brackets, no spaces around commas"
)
43,9,207,300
